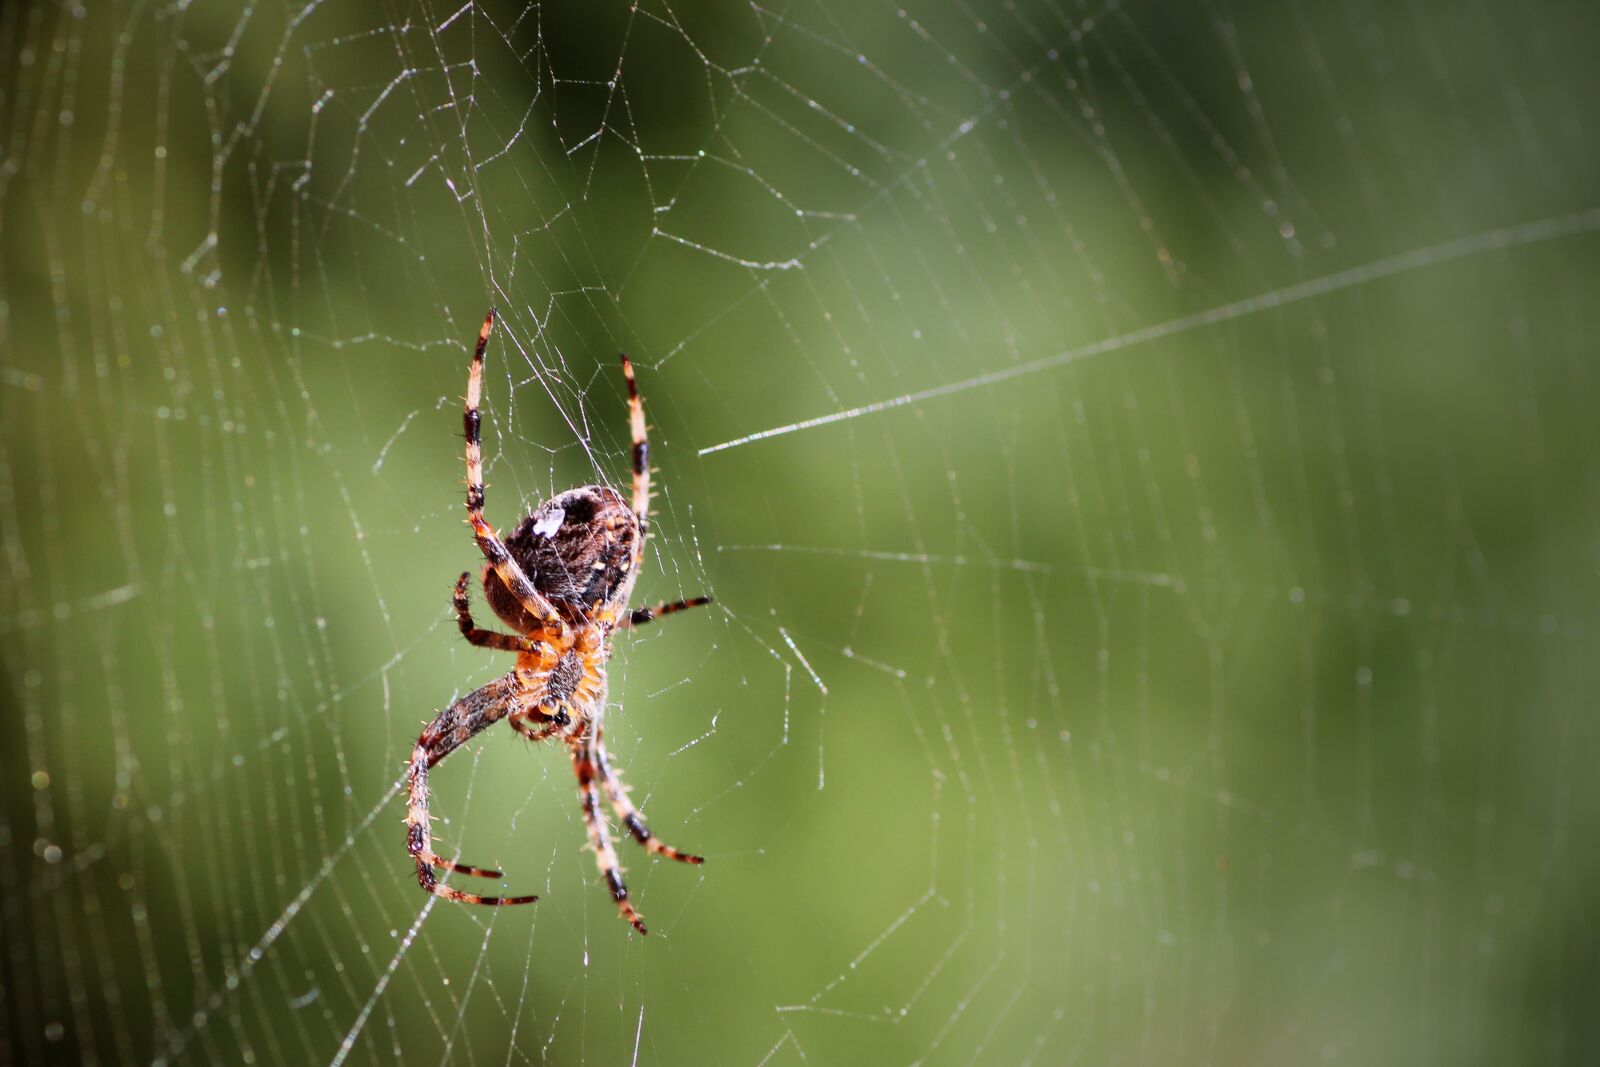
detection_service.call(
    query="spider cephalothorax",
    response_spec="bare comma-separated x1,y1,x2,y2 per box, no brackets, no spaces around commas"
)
403,309,711,934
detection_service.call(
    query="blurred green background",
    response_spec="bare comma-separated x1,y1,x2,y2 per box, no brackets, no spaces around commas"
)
3,1,1599,1063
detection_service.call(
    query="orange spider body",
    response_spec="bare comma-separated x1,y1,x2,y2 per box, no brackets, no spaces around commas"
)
404,309,710,934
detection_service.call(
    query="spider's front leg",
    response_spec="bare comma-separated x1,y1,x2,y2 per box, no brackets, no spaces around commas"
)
595,743,704,866
572,737,650,934
406,673,539,906
509,705,568,744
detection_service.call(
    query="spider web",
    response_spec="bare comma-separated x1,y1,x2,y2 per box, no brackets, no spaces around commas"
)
3,0,1599,1063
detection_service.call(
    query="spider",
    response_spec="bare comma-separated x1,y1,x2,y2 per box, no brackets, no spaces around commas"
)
405,308,710,935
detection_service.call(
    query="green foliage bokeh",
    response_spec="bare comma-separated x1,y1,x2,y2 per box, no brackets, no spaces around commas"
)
2,1,1599,1063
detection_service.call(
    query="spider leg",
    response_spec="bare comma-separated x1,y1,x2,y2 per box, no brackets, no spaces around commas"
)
406,673,539,905
454,573,540,651
620,353,650,523
464,309,567,636
572,738,649,934
509,705,568,744
620,595,712,630
596,742,703,865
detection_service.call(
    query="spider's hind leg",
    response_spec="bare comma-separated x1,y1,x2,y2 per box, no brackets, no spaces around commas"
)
619,353,650,522
461,309,567,637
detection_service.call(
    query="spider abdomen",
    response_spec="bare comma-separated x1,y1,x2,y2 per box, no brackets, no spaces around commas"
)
484,485,640,631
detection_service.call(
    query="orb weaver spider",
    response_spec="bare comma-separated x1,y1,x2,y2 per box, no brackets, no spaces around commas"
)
404,309,710,934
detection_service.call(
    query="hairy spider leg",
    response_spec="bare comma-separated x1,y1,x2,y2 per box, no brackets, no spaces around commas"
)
414,317,707,926
508,705,567,744
613,357,714,635
406,673,540,905
465,309,567,637
621,596,712,630
572,733,650,934
620,353,650,523
595,743,704,865
454,572,540,651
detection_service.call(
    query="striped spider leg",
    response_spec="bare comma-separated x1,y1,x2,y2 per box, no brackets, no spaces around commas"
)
404,311,712,933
